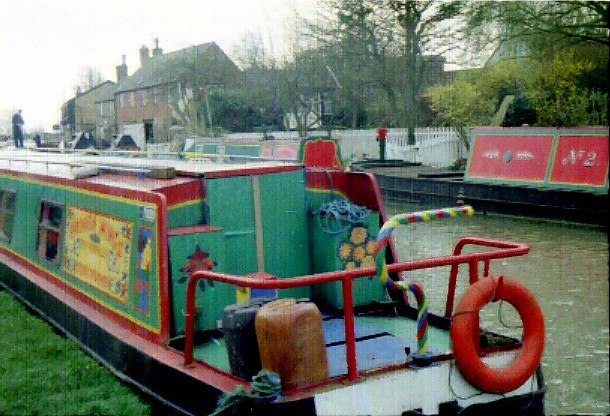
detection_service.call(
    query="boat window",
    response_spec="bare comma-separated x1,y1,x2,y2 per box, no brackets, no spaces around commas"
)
37,200,64,263
0,189,16,242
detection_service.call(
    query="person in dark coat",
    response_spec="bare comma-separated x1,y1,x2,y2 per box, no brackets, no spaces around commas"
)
12,109,24,148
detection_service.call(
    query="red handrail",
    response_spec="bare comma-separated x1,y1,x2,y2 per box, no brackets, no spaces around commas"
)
444,237,529,317
183,236,530,382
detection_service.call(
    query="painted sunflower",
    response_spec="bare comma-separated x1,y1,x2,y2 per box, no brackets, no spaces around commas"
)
353,246,366,262
361,255,375,268
338,242,353,260
350,227,367,245
366,240,378,255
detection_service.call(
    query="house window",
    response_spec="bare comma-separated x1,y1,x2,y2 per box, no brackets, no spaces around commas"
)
37,200,64,263
153,87,160,105
129,92,135,108
0,189,16,242
119,94,125,109
141,90,148,107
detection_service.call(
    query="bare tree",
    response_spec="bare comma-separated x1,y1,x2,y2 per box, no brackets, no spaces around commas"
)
303,0,463,140
389,0,465,143
449,1,609,48
231,31,276,70
302,1,401,129
74,66,104,94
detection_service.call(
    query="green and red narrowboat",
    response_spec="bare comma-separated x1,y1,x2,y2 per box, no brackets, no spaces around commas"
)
0,138,545,415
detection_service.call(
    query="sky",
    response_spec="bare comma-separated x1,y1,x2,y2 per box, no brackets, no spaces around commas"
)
0,0,316,133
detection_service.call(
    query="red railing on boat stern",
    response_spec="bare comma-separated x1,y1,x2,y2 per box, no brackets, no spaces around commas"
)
183,236,529,383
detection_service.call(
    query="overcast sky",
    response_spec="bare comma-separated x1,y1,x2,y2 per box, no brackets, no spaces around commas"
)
0,0,315,133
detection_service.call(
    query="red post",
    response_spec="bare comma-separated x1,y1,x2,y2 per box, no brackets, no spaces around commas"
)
341,277,359,381
183,277,199,366
376,128,388,161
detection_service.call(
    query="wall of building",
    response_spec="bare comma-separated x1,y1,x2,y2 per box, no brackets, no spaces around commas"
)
73,82,116,135
115,85,174,143
96,100,116,142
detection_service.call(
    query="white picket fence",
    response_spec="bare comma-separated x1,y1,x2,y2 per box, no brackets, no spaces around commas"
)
336,127,466,167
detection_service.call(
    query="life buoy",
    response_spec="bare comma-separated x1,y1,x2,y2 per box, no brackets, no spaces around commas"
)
450,275,544,393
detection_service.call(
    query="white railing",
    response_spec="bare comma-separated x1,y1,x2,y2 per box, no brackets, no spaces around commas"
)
161,127,466,168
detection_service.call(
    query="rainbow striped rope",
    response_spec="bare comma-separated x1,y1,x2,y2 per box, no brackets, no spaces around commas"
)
374,205,474,355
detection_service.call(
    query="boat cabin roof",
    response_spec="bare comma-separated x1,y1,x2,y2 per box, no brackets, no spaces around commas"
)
0,150,302,191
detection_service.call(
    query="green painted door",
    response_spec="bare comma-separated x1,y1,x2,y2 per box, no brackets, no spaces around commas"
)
206,171,311,300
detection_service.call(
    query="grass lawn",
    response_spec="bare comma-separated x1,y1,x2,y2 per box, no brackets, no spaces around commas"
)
0,289,152,415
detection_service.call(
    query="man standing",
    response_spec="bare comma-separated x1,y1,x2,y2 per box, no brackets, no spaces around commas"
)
12,109,24,148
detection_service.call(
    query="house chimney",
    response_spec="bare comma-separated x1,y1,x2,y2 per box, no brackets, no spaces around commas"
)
140,44,150,67
152,38,163,56
116,55,127,84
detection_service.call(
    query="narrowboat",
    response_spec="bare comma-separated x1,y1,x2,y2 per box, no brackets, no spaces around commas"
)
0,138,545,416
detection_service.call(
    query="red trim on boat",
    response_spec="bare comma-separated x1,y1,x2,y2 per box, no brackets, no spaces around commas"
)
305,170,384,211
153,191,171,343
155,179,205,207
0,169,161,204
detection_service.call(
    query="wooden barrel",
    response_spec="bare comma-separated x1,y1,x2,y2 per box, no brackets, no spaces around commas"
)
255,299,329,389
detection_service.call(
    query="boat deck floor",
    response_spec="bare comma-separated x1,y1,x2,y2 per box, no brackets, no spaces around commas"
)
193,315,451,378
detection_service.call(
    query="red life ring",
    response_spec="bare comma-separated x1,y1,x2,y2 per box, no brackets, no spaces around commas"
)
450,275,544,393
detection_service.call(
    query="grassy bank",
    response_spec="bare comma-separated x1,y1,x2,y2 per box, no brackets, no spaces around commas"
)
0,289,151,415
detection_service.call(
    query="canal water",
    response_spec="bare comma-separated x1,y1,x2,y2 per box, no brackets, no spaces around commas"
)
384,201,609,415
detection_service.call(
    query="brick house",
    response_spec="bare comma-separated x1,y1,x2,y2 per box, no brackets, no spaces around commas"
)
114,40,242,146
60,80,116,140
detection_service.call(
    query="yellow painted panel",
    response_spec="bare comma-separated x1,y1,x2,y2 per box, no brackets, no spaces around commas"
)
62,205,133,303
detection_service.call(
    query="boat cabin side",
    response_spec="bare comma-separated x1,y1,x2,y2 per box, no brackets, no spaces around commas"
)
0,162,388,344
0,168,170,340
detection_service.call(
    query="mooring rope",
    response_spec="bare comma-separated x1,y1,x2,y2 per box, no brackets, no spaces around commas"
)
209,370,281,416
312,199,372,234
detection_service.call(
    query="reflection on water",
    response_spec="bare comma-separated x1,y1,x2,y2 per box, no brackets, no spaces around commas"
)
385,201,609,415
